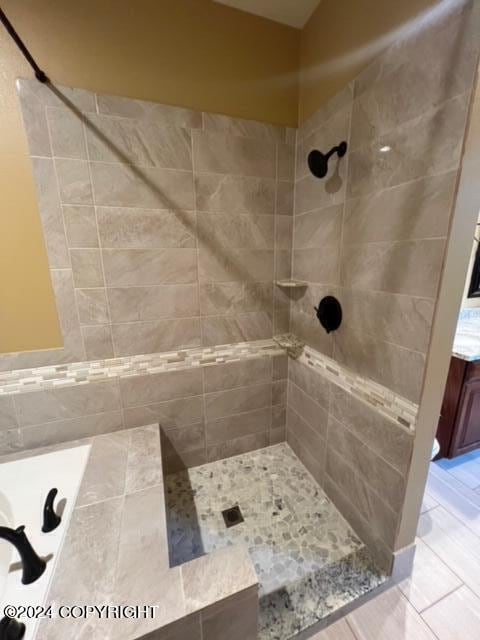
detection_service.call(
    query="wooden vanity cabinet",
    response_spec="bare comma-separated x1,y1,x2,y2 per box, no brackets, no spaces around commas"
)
437,356,480,458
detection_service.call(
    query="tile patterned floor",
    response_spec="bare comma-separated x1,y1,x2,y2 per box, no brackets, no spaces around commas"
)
165,443,386,639
307,456,480,640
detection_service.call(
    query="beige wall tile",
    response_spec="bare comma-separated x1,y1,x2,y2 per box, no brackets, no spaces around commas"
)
269,425,286,445
123,396,204,430
288,358,330,410
272,379,287,405
288,382,328,439
195,174,276,215
14,379,121,427
272,354,288,380
203,112,285,142
347,94,469,199
163,447,207,473
96,93,202,128
161,423,205,457
193,129,276,178
55,158,93,205
287,406,326,469
343,172,456,245
0,397,17,431
30,158,70,268
295,172,346,215
107,284,199,322
97,208,196,249
275,216,293,250
197,213,274,249
111,318,201,356
0,429,24,456
90,163,194,209
276,181,294,216
328,415,406,512
277,141,295,181
329,386,413,476
338,288,435,353
287,428,323,485
340,238,446,298
201,313,272,346
206,407,270,444
70,249,104,288
102,248,197,286
326,447,398,547
351,3,479,149
17,82,52,157
198,248,274,283
205,383,272,421
272,405,286,430
293,246,340,284
81,325,115,359
204,358,272,393
86,114,192,169
207,432,268,462
294,205,343,250
47,107,87,159
63,205,99,248
76,288,109,325
323,476,392,571
120,368,203,408
334,327,426,403
275,250,292,280
20,410,124,450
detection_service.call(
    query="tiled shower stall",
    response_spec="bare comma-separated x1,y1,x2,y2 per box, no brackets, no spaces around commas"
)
1,1,480,637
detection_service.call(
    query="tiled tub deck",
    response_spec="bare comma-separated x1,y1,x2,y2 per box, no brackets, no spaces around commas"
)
165,443,387,639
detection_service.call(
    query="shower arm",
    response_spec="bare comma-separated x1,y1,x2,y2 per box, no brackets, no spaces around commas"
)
0,7,48,82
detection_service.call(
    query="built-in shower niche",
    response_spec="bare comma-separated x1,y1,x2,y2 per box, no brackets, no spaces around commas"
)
163,442,387,640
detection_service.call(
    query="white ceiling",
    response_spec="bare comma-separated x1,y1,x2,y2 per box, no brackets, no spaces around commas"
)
213,0,321,29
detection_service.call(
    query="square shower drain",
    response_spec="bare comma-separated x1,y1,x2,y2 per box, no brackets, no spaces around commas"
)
222,505,244,528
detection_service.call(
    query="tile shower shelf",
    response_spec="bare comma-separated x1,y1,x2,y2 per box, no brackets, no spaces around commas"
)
275,279,308,288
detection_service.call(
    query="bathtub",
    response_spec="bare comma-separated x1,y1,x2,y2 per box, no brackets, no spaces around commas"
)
0,444,91,640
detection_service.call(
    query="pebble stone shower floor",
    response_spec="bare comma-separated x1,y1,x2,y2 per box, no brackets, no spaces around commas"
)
165,443,386,639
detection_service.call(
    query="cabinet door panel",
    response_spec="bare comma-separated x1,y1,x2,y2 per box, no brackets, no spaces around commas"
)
453,375,480,455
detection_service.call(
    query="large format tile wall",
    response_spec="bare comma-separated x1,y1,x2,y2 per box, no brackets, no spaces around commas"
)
0,351,287,462
1,78,294,372
287,0,480,569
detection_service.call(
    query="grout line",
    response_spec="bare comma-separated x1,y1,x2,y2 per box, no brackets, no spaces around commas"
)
44,109,87,363
419,583,464,616
82,114,116,362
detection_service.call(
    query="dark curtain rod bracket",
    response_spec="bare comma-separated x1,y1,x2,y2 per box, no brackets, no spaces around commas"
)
0,6,48,82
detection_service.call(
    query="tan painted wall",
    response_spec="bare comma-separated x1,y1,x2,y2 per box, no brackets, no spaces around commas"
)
0,0,299,354
298,0,440,122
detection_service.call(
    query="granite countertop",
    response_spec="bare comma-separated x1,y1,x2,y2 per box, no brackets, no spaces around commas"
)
453,309,480,361
0,425,258,640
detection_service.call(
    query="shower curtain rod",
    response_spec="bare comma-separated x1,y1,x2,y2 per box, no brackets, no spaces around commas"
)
0,7,48,83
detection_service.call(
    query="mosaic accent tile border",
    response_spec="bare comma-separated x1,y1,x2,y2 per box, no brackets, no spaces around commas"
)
0,339,284,396
297,342,418,432
0,333,418,431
